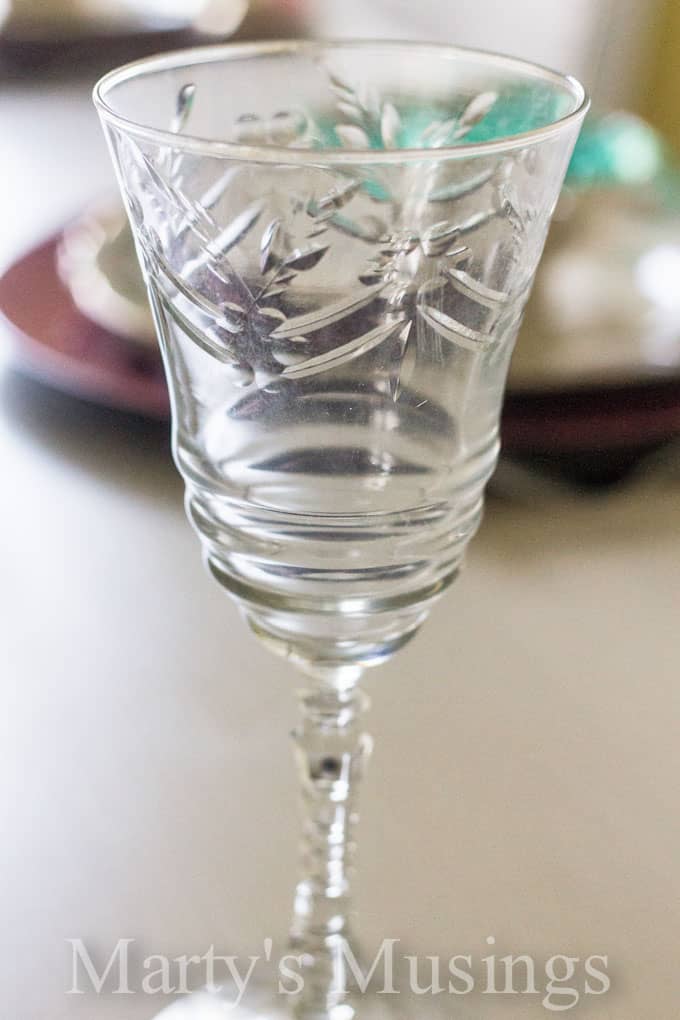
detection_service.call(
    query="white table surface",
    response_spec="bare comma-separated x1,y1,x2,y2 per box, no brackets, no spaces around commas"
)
3,79,680,1020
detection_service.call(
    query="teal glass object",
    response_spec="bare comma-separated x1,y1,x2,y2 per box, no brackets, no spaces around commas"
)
317,82,573,152
566,112,668,186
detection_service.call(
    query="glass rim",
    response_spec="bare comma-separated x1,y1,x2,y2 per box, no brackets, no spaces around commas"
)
93,38,590,164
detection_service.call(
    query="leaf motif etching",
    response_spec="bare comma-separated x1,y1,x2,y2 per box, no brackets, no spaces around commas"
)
129,78,526,397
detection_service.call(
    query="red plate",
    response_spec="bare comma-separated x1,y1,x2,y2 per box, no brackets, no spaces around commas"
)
0,237,170,419
3,235,680,455
502,381,680,454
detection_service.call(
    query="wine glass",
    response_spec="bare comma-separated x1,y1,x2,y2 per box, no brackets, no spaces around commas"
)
94,40,587,1020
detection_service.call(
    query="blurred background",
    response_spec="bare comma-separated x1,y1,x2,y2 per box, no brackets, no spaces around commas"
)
3,4,680,1020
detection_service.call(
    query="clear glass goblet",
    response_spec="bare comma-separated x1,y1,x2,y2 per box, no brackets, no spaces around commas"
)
94,40,587,1020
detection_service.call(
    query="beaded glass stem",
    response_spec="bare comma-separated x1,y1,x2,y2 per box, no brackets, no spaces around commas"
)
95,40,587,1020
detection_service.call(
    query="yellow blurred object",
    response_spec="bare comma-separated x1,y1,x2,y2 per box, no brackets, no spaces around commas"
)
642,0,680,154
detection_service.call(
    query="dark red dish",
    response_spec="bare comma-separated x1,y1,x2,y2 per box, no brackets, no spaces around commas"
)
0,237,170,419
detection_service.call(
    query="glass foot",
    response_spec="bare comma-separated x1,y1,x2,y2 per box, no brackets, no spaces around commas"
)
151,983,291,1020
150,980,427,1020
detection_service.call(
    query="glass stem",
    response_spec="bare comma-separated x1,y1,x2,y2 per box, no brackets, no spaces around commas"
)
288,668,373,1020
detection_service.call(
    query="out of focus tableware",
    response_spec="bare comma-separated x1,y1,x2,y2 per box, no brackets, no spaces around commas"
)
0,0,304,74
0,236,169,417
58,202,155,346
0,0,248,40
510,187,680,391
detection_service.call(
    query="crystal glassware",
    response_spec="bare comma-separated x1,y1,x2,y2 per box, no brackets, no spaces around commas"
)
94,40,587,1020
